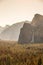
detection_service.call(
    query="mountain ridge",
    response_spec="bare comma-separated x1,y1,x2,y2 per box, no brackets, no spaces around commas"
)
0,21,30,41
18,13,43,43
0,13,43,43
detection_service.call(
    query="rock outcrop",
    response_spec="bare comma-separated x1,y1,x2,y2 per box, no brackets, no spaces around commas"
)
18,23,34,43
32,14,43,43
18,14,43,43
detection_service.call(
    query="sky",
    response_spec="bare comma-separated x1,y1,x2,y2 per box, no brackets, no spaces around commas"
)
0,0,43,26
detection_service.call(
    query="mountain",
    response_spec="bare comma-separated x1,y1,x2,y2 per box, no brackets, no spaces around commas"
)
31,14,43,26
0,25,10,34
18,14,43,43
18,23,33,43
0,13,43,43
32,14,43,43
0,21,29,41
5,25,10,29
0,26,4,34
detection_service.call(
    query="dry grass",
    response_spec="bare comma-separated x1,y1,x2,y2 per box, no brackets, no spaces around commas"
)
0,40,43,65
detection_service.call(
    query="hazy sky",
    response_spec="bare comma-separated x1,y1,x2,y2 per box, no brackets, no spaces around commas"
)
0,0,43,26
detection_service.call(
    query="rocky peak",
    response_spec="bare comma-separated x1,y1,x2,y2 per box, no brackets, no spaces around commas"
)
31,13,43,26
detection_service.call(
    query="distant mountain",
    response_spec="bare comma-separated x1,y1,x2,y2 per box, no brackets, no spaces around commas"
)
5,25,10,29
0,25,9,34
18,14,43,43
0,21,29,41
0,26,4,34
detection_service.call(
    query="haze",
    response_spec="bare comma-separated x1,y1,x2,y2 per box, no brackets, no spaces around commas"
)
0,0,43,26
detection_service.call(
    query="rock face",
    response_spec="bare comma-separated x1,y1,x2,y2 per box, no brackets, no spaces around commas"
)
18,23,34,43
18,14,43,43
32,14,43,26
32,14,43,43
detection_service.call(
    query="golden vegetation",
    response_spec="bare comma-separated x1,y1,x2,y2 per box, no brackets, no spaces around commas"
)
0,40,43,65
